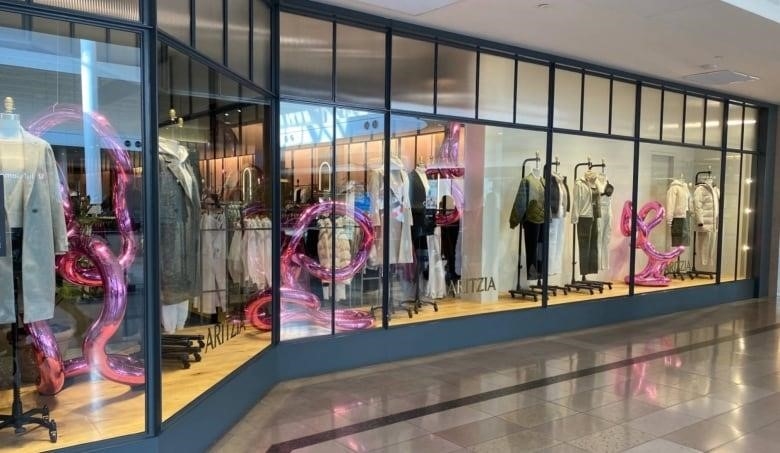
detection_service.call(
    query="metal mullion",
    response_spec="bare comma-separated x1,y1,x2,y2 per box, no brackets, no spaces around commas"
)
702,95,709,146
512,58,518,124
659,88,665,141
189,0,196,46
140,0,161,436
433,42,439,115
331,20,337,103
331,105,337,335
270,0,282,345
474,50,480,119
579,69,585,131
629,82,642,296
715,100,729,284
681,93,687,143
541,62,555,308
607,76,613,135
382,29,391,329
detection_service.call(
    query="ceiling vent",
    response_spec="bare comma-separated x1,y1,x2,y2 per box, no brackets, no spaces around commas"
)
351,0,462,16
683,70,760,85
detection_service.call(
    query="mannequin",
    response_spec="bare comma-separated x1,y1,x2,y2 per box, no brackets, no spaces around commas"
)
159,133,202,333
509,160,545,280
666,175,692,247
693,176,719,266
367,148,413,265
571,169,601,276
0,96,68,324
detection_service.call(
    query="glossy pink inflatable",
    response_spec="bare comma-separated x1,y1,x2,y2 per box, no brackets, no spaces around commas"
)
620,200,685,286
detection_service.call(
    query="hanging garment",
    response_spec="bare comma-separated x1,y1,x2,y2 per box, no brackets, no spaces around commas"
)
671,216,691,247
509,172,545,228
367,160,414,265
0,129,68,324
577,217,600,276
199,212,227,314
159,138,202,306
693,182,720,233
522,220,543,280
244,217,272,290
318,216,353,300
666,179,691,224
696,231,717,267
571,175,601,224
550,173,570,218
548,217,565,275
596,175,613,271
161,300,189,334
426,226,446,299
409,167,434,248
227,228,244,283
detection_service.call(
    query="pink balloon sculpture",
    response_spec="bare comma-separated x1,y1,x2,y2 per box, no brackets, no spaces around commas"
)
244,201,376,332
427,122,464,225
25,105,143,394
620,200,685,287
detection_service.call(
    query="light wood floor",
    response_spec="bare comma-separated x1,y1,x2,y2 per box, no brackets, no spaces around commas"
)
0,324,270,452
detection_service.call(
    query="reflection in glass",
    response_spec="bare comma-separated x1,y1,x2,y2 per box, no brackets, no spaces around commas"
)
582,75,610,134
553,69,582,130
611,81,635,136
194,0,223,63
478,53,514,122
253,1,271,88
336,25,385,107
436,44,477,118
737,154,756,279
227,0,251,77
722,153,740,282
727,103,744,150
158,44,270,420
640,86,661,140
684,96,705,146
516,61,549,126
280,13,333,100
662,91,684,142
158,0,191,43
391,36,434,113
637,144,721,293
743,107,758,151
705,99,724,148
0,18,145,449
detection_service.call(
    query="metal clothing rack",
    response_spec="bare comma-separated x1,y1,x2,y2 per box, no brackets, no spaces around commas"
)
566,158,613,295
531,158,569,297
509,154,544,301
689,169,716,280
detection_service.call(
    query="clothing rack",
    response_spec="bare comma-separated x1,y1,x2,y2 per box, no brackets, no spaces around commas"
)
509,154,543,301
532,158,569,297
689,170,716,279
666,175,689,281
566,158,613,294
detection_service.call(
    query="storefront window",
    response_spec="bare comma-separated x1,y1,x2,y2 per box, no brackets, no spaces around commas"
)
279,102,382,339
548,134,633,303
157,43,270,419
0,16,145,450
636,144,721,292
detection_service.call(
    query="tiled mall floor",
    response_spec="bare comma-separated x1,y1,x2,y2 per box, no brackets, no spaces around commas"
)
211,298,780,452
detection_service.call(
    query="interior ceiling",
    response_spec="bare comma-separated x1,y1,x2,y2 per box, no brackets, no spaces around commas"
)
316,0,780,104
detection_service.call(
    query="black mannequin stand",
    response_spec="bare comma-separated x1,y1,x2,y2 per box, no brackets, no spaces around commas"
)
509,157,544,301
0,230,57,443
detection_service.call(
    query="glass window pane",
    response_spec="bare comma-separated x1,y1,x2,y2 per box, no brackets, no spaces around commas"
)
194,0,224,63
662,91,684,142
684,95,705,146
743,107,758,151
722,153,740,282
553,68,581,130
637,144,721,292
611,80,635,136
0,12,22,29
159,44,271,416
705,99,724,148
478,53,514,122
280,13,333,101
640,86,661,140
336,24,385,108
738,154,757,279
227,0,251,77
550,134,633,302
158,0,191,44
391,36,434,113
34,0,139,21
436,44,477,118
727,103,744,150
0,18,145,447
582,74,610,133
253,0,270,88
516,61,548,126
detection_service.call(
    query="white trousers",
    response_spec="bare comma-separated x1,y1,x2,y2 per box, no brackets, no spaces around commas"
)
696,231,717,267
548,217,565,275
162,300,189,334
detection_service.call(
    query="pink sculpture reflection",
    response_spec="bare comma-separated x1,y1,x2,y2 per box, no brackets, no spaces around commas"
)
620,200,685,287
25,105,142,394
427,122,464,225
245,201,376,332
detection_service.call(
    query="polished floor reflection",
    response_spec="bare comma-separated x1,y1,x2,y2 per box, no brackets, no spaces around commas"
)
211,298,780,452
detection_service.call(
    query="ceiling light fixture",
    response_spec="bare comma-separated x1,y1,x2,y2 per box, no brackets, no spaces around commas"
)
683,70,759,86
537,3,550,8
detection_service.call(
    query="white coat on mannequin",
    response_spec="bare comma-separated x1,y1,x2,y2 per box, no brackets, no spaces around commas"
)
367,155,414,265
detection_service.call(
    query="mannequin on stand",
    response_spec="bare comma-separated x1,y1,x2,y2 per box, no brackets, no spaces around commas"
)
0,96,61,442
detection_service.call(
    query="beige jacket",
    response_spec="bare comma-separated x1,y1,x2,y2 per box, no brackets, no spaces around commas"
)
666,180,692,225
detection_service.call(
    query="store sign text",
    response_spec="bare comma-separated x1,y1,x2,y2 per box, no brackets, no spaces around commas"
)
450,276,496,295
204,319,246,353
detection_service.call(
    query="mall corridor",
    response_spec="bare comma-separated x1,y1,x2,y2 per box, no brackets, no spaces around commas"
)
211,298,780,453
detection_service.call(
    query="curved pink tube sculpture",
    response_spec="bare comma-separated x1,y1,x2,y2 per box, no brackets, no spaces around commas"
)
245,201,376,332
427,122,464,225
620,200,685,286
24,105,142,394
